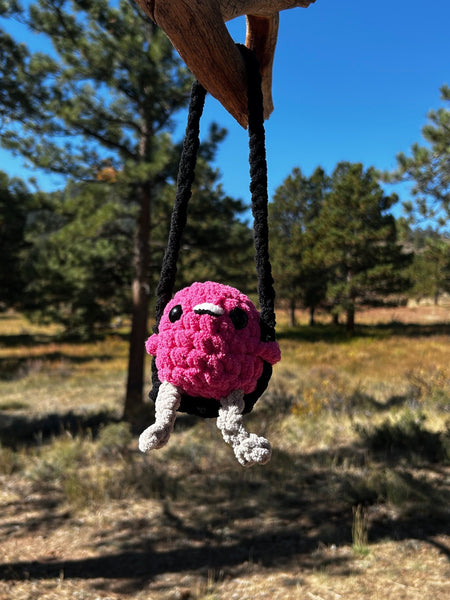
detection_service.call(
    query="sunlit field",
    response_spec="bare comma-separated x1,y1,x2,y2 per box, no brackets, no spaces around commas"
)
0,304,449,600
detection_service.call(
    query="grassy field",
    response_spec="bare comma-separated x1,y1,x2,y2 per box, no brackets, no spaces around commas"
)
0,305,449,600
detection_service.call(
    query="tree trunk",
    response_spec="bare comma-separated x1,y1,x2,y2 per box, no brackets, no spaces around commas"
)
346,271,355,331
309,305,315,326
123,181,151,426
346,304,355,332
289,297,296,327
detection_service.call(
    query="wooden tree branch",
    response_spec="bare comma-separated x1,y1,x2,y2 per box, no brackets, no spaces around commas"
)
133,0,316,127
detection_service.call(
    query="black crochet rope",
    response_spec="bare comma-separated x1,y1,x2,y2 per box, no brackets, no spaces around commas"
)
150,46,277,417
244,44,276,342
153,79,207,328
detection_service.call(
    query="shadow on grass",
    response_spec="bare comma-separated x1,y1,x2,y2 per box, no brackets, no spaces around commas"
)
356,413,450,464
0,535,355,587
0,352,115,381
0,409,120,448
0,327,127,350
0,444,448,591
0,403,448,592
0,332,56,349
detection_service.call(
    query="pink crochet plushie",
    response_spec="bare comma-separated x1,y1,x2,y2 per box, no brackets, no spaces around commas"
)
139,281,281,466
146,281,280,399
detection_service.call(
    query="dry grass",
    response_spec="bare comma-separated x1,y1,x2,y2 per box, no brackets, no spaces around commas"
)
0,305,449,600
0,311,129,415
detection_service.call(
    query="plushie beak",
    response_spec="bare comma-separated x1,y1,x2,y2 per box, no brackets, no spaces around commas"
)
132,0,316,127
194,303,225,317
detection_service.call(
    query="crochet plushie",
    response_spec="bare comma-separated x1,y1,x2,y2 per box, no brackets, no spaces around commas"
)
139,281,281,466
138,47,279,466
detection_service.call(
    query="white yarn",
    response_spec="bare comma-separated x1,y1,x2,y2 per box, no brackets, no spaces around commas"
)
193,302,224,315
138,381,181,452
139,382,272,467
217,390,272,467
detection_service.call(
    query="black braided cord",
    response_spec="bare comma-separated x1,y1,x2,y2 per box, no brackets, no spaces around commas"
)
153,79,207,330
241,44,277,342
150,46,277,417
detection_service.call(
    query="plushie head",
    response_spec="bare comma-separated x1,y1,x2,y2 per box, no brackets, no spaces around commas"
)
146,281,281,400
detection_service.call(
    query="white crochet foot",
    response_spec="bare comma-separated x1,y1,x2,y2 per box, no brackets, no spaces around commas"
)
217,390,272,467
139,381,181,452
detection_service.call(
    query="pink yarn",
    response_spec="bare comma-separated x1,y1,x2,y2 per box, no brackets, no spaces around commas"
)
146,281,281,400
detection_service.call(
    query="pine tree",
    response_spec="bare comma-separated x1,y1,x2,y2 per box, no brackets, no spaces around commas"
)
0,0,192,423
176,176,255,293
0,171,33,308
20,167,254,338
1,1,254,422
408,237,450,305
269,166,329,325
21,181,135,337
315,162,412,330
390,84,450,228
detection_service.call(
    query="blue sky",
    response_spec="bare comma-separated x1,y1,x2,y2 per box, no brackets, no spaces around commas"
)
2,0,449,217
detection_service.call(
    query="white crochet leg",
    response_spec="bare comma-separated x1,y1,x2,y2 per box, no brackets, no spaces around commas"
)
217,390,272,467
138,381,181,452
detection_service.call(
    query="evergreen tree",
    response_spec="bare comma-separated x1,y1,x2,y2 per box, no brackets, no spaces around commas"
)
407,237,450,305
22,181,135,337
20,168,254,338
176,178,255,293
0,6,36,122
0,0,195,423
1,1,254,421
269,167,329,325
389,84,450,228
0,171,33,308
396,220,442,251
315,162,412,330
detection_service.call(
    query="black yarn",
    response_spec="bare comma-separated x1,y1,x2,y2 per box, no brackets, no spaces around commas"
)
153,79,207,330
150,47,277,416
238,44,276,342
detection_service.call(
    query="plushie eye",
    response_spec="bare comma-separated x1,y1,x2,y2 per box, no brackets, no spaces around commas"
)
169,304,183,323
230,307,248,330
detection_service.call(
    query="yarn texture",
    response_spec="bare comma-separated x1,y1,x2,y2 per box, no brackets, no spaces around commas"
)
138,381,181,452
217,390,272,466
146,281,281,400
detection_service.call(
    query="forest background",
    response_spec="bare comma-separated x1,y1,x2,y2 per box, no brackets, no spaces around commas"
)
0,1,449,599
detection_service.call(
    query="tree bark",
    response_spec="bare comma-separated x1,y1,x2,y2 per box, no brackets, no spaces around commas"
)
289,297,296,327
123,181,151,425
346,304,355,332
